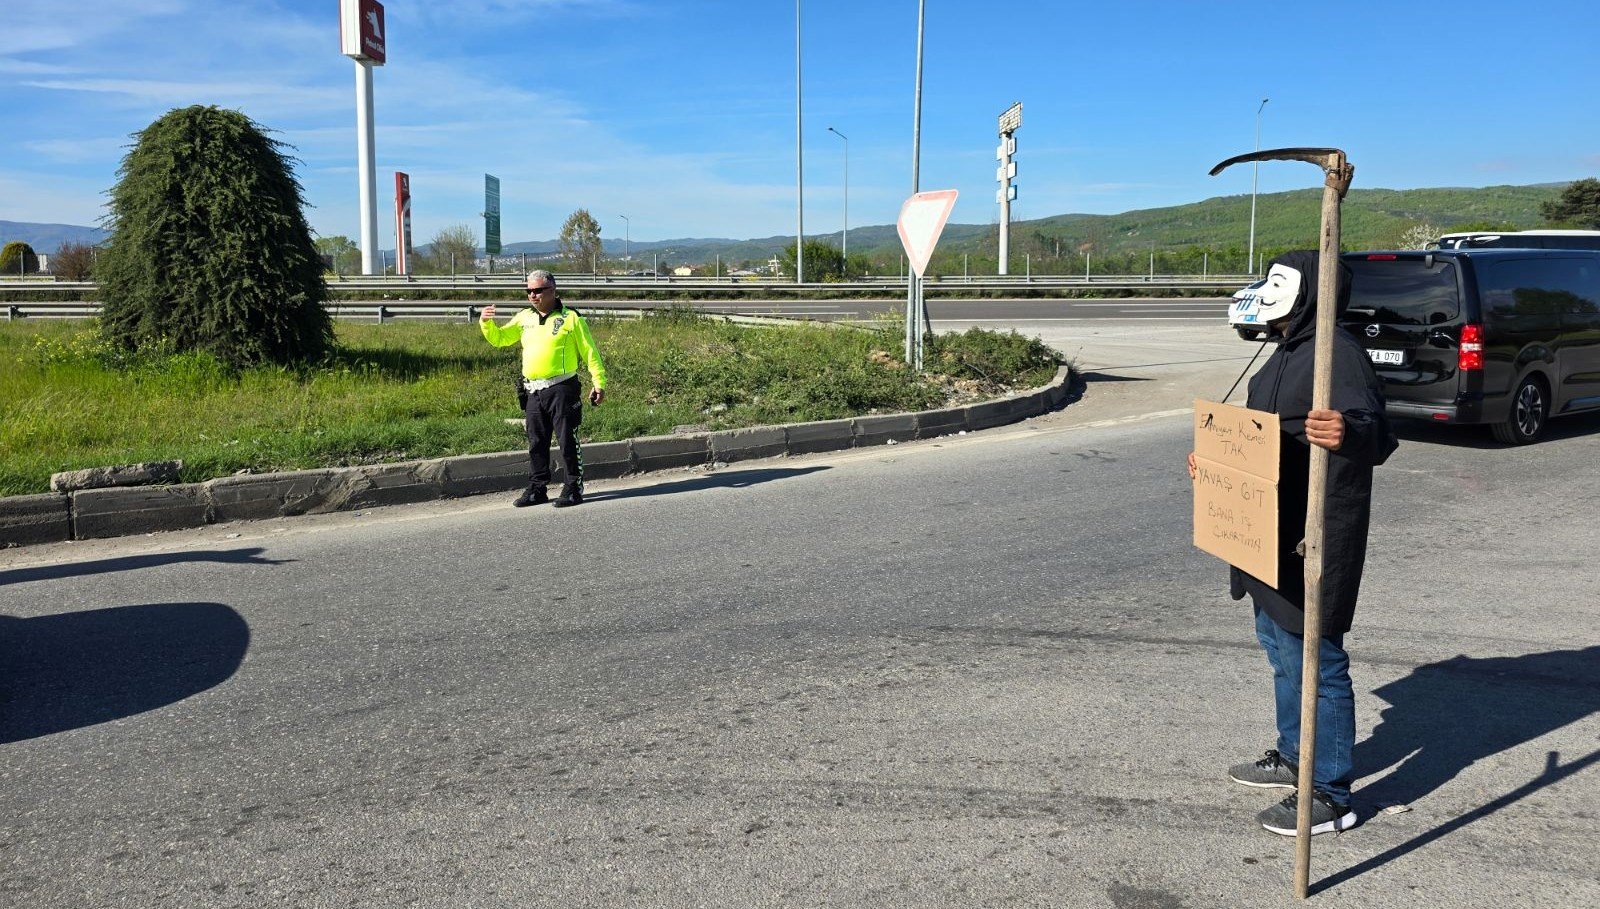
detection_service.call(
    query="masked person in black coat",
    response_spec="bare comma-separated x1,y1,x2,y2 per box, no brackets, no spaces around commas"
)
1189,250,1398,836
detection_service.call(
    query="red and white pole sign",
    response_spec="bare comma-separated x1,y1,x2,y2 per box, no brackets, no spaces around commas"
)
394,172,412,275
340,0,387,64
897,189,958,278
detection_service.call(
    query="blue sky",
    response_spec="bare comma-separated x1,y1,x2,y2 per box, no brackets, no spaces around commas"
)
3,0,1597,247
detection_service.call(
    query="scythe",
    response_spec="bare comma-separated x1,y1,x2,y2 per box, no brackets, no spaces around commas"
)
1210,146,1353,900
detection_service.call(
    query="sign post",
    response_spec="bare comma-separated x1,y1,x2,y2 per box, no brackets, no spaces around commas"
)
484,174,502,257
897,189,958,369
1209,146,1354,900
340,0,387,275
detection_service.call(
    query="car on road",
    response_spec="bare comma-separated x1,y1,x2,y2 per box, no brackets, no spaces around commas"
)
1435,229,1600,251
1228,278,1269,340
1339,248,1600,444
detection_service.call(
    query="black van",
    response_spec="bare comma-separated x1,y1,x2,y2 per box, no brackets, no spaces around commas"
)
1339,248,1600,444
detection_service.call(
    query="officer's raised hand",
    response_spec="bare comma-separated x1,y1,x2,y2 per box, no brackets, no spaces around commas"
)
481,304,496,321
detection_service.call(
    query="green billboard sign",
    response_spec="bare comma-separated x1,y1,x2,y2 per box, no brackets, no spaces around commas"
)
484,174,502,255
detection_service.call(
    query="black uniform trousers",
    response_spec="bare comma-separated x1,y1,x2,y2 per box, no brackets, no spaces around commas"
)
523,376,583,489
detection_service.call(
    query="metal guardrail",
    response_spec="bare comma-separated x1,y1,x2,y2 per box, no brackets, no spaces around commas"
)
4,301,509,322
1,272,1254,298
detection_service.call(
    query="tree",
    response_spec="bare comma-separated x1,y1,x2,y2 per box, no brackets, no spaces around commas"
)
0,241,39,276
314,234,359,275
424,223,477,274
558,208,602,271
97,105,331,368
1539,178,1600,229
778,239,846,281
1398,222,1438,250
52,241,96,280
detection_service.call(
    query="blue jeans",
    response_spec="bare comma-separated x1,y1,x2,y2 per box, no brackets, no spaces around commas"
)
1254,605,1355,804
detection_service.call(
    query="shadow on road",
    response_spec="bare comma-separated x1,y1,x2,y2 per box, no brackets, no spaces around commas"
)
0,547,291,586
587,466,831,503
1391,410,1600,449
1313,645,1600,893
0,602,250,744
1060,370,1152,410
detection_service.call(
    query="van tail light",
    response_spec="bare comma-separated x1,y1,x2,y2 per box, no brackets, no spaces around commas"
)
1459,323,1484,371
1366,254,1399,260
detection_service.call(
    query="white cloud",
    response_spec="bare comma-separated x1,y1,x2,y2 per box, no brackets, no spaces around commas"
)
22,77,343,110
22,137,131,164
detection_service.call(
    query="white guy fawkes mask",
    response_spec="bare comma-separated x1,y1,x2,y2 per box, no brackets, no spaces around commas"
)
1256,262,1305,323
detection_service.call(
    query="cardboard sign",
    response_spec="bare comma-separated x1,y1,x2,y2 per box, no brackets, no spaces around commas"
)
1193,399,1280,587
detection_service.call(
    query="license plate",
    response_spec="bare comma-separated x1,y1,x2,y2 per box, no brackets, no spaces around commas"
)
1369,349,1405,366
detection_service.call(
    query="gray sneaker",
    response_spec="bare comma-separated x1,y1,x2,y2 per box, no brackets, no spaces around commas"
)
1229,749,1298,789
1257,790,1357,836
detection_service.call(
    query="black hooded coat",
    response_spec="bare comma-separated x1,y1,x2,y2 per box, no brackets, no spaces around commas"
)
1229,250,1399,636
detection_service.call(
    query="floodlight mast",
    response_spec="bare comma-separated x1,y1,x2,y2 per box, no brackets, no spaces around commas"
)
997,102,1021,276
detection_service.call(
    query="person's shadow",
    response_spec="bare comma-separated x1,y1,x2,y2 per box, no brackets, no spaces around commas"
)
0,547,290,586
0,603,250,744
1313,645,1600,892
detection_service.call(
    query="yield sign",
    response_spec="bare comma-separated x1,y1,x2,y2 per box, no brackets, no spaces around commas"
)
897,189,959,278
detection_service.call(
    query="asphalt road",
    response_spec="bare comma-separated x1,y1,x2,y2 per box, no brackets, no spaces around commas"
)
2,322,1596,908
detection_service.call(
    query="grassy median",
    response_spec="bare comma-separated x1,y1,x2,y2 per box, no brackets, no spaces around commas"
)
0,310,1062,496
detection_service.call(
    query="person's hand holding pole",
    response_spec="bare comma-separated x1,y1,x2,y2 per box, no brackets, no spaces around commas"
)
1305,408,1344,451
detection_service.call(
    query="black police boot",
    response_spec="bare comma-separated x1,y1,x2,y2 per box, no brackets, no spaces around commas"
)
513,486,549,507
553,484,583,508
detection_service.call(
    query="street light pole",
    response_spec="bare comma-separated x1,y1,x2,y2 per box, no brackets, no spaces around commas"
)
828,126,848,269
906,0,926,369
795,0,805,285
1249,97,1268,273
619,214,630,268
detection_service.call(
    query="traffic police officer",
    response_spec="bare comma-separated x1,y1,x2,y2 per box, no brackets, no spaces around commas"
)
481,270,607,508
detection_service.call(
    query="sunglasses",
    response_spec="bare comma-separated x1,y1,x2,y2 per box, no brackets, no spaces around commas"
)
526,285,554,294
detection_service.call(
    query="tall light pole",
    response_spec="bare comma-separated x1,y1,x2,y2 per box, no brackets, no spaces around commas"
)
795,0,805,284
906,0,926,369
619,214,630,266
827,126,848,268
1249,97,1268,274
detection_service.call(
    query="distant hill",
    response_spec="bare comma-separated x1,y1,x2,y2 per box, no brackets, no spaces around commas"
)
0,221,109,253
973,183,1566,258
3,181,1569,268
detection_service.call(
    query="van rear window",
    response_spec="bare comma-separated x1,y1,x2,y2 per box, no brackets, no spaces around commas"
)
1347,259,1459,325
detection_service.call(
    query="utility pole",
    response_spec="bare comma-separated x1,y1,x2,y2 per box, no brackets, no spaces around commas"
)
1249,97,1269,273
906,0,926,368
828,126,849,269
795,0,805,284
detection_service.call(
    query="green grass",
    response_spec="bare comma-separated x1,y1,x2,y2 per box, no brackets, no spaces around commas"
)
0,312,1060,496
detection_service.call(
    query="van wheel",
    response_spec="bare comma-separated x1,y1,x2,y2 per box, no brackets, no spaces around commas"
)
1491,376,1548,445
1236,327,1263,341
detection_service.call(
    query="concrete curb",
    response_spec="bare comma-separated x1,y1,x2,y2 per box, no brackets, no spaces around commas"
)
0,365,1071,547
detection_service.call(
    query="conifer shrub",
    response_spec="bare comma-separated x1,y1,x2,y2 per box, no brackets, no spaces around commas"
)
97,105,332,368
